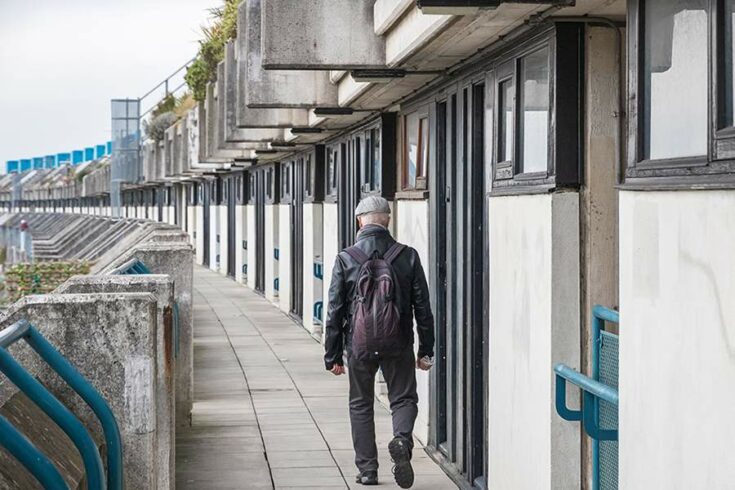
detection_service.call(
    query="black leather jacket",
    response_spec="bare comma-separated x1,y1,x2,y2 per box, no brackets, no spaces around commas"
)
324,224,435,369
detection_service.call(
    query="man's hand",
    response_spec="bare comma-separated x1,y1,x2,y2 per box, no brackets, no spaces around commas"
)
416,357,433,371
330,364,346,376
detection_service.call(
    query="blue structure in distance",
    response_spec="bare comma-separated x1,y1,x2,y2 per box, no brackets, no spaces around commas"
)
5,140,114,174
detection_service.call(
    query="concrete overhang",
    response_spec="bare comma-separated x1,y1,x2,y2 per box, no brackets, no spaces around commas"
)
338,0,624,110
243,0,338,108
213,67,283,148
261,0,386,70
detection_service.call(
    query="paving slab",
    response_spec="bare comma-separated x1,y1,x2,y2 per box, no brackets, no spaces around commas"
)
176,266,457,489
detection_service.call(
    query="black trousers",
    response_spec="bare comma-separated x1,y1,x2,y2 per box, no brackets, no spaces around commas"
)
348,349,418,473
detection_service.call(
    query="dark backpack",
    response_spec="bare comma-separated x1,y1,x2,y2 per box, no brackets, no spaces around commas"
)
344,242,407,361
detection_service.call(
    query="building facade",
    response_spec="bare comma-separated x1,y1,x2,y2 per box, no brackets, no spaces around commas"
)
3,1,734,489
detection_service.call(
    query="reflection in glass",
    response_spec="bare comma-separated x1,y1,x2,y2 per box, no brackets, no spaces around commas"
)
499,79,514,162
406,113,419,187
519,48,549,173
644,0,707,159
725,0,735,126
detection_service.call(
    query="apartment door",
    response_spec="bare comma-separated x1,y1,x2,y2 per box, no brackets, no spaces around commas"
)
290,159,305,320
227,175,237,278
338,139,361,249
202,181,211,267
254,169,266,293
433,83,488,488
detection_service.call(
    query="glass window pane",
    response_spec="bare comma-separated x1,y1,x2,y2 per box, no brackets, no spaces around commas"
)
519,48,550,173
644,0,707,159
499,79,514,162
419,117,429,176
372,128,381,190
406,113,419,187
725,0,735,127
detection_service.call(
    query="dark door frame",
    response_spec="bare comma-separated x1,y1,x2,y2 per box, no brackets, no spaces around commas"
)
255,169,266,294
227,175,237,278
202,181,211,268
290,158,305,320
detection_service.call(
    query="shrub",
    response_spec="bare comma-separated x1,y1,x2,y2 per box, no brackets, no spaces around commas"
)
5,261,90,302
185,0,241,101
144,112,178,142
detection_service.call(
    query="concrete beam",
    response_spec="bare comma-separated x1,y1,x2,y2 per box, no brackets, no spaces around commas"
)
261,0,386,70
0,293,160,489
243,0,338,108
56,275,176,490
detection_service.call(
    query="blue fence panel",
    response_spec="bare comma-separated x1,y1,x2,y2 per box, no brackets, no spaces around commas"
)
6,161,19,173
32,157,44,169
85,147,95,161
57,153,71,166
72,150,84,165
20,159,32,171
44,155,56,168
96,144,106,159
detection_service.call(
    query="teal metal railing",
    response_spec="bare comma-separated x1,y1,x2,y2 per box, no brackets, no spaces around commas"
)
554,305,619,490
110,257,151,275
0,319,123,489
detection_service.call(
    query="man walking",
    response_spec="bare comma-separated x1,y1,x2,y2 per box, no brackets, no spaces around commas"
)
324,196,435,488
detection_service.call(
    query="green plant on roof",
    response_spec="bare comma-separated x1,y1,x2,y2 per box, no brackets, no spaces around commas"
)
185,0,241,101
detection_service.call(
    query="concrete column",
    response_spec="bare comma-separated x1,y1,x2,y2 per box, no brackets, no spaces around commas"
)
487,192,581,489
56,275,176,490
0,293,159,490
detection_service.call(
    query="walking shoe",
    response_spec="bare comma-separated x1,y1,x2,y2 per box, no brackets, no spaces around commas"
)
389,437,414,489
355,470,378,485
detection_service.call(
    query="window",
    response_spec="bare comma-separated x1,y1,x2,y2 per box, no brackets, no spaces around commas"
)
305,155,312,196
643,0,707,160
626,0,735,184
519,47,550,174
236,175,243,204
491,24,582,191
403,110,429,190
361,127,382,194
326,145,339,199
281,162,292,203
498,79,514,164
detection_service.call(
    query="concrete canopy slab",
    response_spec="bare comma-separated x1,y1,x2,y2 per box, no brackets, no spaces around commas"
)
261,0,386,70
243,0,338,108
230,12,309,129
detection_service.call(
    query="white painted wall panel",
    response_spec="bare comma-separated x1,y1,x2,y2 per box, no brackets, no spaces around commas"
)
246,205,256,287
219,205,229,276
194,206,204,265
394,199,430,445
278,203,292,314
322,203,340,345
265,204,279,303
488,192,580,490
303,203,324,335
619,190,735,489
235,205,246,283
209,204,219,272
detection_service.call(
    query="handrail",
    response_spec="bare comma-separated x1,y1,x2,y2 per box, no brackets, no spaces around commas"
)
110,257,151,275
554,364,619,405
0,320,123,489
0,414,67,489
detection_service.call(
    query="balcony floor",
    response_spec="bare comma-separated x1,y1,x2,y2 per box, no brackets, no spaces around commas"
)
175,266,456,489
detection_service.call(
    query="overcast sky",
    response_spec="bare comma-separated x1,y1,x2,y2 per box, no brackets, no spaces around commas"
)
0,0,220,165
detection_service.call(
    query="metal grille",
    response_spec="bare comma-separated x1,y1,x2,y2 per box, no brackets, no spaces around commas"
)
599,331,619,489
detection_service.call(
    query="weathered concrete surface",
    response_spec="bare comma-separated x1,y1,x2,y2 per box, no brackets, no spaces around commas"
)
177,266,457,489
56,275,176,490
261,0,386,70
244,0,338,108
0,293,159,490
100,242,194,428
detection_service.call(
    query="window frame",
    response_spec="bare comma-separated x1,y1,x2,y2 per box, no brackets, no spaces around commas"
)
325,143,340,202
264,164,280,204
626,0,735,187
490,23,582,193
401,107,431,191
280,160,293,204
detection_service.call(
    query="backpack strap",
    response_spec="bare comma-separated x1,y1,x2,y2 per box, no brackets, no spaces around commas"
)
383,242,406,264
344,245,370,265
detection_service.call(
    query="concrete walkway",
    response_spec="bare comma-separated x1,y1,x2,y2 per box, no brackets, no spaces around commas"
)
176,266,456,489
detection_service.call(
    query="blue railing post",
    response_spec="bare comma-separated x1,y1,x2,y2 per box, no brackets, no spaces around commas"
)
0,414,67,489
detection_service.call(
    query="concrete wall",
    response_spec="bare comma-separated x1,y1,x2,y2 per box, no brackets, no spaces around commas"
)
488,192,581,490
56,275,177,490
619,190,735,489
394,199,430,443
219,204,229,275
265,204,279,302
278,203,291,314
0,293,160,490
209,204,220,272
261,0,385,70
